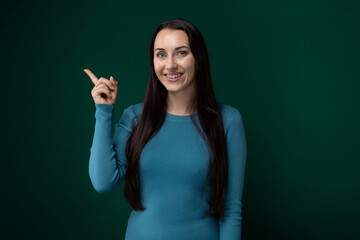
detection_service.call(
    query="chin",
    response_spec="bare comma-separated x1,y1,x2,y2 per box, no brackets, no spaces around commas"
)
165,87,181,94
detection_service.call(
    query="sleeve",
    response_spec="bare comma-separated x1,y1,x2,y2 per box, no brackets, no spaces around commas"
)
219,110,247,239
88,104,134,194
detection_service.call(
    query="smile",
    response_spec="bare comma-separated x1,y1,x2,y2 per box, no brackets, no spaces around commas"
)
164,73,183,82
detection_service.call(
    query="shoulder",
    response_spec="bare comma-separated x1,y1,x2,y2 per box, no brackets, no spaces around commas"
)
218,102,242,122
218,102,244,133
124,102,144,116
117,102,144,132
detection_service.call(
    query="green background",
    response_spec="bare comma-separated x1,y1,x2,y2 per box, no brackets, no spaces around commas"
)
3,0,360,239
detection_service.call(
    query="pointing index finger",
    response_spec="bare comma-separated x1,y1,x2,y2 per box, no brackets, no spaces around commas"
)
84,69,98,85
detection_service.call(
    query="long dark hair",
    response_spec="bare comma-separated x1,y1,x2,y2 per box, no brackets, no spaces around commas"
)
124,18,228,219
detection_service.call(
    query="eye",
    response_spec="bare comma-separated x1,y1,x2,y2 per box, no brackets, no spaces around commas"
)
156,52,166,58
178,51,187,56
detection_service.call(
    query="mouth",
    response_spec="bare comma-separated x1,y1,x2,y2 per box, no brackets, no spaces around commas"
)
164,73,184,82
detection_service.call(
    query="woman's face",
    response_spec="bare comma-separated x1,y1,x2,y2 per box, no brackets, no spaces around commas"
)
153,29,196,97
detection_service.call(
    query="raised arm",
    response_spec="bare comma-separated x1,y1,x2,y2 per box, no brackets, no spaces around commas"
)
85,68,130,193
88,104,130,193
219,110,247,239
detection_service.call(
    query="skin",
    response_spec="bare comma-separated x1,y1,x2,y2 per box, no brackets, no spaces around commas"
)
84,29,196,113
153,29,196,116
84,69,118,106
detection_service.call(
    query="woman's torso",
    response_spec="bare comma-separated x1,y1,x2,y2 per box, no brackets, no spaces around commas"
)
124,109,219,240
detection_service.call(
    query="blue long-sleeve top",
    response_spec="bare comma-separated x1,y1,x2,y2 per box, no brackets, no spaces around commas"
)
89,103,247,239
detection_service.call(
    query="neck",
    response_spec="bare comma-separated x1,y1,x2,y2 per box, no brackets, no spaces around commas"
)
166,85,196,116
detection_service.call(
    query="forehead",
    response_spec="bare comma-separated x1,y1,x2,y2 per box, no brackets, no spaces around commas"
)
154,29,189,49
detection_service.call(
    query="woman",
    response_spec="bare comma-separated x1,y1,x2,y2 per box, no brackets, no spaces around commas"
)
85,18,247,240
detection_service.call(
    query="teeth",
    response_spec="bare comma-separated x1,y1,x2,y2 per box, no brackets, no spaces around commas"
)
166,74,182,79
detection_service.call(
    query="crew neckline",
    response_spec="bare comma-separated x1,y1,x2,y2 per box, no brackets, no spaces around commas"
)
165,112,198,122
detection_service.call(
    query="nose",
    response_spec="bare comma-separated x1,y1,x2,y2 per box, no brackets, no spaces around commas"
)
166,56,177,70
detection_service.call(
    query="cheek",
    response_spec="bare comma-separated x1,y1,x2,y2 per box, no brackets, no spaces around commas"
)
185,63,196,76
154,68,164,81
183,57,196,74
154,59,163,68
153,61,161,74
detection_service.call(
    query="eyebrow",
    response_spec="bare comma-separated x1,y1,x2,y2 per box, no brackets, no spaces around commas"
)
154,46,189,51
